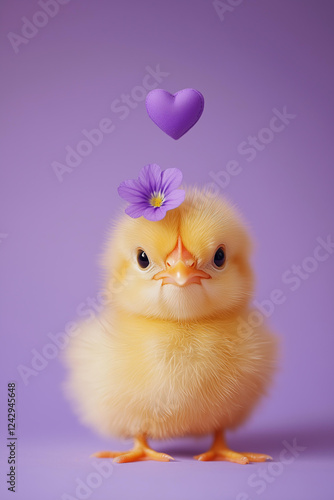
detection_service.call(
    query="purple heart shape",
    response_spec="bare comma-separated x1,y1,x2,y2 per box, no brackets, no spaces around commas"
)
146,88,204,140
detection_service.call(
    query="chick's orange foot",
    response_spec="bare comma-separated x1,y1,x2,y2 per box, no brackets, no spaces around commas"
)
194,431,272,464
91,435,174,463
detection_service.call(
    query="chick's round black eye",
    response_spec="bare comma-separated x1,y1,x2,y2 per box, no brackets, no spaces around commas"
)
137,250,150,269
214,247,226,268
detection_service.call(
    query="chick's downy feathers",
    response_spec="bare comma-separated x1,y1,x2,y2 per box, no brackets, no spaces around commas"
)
64,187,277,440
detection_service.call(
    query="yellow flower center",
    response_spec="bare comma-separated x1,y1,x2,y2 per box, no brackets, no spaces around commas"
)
149,192,165,207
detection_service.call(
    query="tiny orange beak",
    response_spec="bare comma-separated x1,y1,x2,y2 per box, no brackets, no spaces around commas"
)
153,236,211,286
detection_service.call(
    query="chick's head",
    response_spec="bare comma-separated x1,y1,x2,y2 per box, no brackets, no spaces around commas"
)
103,187,254,321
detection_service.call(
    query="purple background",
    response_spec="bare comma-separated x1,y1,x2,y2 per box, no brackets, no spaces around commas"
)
1,0,334,499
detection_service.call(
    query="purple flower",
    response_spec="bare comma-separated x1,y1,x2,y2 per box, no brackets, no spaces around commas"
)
118,164,185,221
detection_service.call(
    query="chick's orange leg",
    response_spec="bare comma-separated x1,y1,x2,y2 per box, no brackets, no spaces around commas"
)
91,435,174,463
194,430,272,464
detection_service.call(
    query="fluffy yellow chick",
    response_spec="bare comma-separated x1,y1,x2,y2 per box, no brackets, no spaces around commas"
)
64,187,277,464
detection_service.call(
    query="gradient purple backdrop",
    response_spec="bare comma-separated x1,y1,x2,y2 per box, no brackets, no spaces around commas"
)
1,1,334,499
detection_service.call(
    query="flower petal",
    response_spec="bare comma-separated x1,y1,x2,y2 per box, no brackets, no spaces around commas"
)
125,202,149,218
143,206,167,221
163,189,186,209
118,179,148,203
161,168,183,195
138,164,162,194
118,164,186,221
